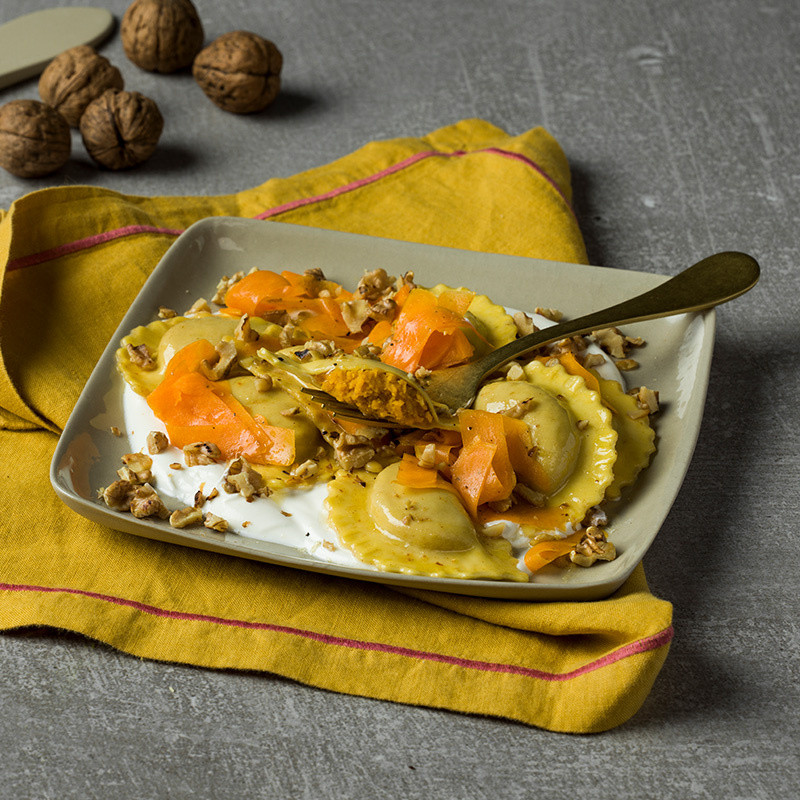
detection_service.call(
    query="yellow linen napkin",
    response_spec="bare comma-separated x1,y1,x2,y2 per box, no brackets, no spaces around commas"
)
0,119,672,733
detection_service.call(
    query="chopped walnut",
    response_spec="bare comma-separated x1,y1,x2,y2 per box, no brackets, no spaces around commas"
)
203,513,228,532
129,484,169,520
369,297,397,321
290,459,319,479
333,441,375,471
357,268,395,302
126,343,156,370
158,306,177,319
101,479,136,511
110,426,122,437
500,397,536,419
185,298,212,317
183,442,222,466
222,457,268,501
353,343,382,360
580,352,607,369
505,362,525,381
416,443,437,469
212,271,245,304
591,327,628,359
279,323,298,347
341,298,371,333
169,507,204,528
632,386,660,414
615,358,639,371
535,307,563,322
200,340,238,381
487,497,514,513
569,526,617,567
304,339,339,357
304,267,326,281
234,314,259,343
576,419,589,431
147,430,169,454
118,452,153,484
513,311,537,337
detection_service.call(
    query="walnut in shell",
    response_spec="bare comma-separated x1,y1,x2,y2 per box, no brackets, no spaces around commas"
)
0,100,70,178
192,31,283,114
79,89,164,170
121,0,204,73
38,45,124,127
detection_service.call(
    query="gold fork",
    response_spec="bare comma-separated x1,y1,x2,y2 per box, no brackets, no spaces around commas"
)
303,251,759,424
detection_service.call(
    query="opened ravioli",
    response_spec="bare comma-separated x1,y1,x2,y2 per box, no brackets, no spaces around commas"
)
326,462,526,581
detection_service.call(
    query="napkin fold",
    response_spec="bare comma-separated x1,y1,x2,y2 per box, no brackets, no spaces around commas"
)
0,119,672,732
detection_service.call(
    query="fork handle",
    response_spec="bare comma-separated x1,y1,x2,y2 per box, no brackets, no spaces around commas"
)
478,250,759,373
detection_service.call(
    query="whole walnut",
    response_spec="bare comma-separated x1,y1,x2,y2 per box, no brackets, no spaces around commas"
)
38,46,124,127
80,89,164,170
193,31,282,114
0,100,70,178
121,0,204,73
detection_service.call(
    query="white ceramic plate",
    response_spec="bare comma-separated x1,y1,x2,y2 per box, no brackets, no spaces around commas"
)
50,218,714,600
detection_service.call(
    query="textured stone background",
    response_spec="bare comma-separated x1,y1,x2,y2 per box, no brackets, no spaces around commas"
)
1,1,798,797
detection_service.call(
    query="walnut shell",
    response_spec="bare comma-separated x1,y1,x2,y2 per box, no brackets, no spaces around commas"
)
38,45,124,127
121,0,204,73
0,100,71,178
192,31,282,114
79,89,164,170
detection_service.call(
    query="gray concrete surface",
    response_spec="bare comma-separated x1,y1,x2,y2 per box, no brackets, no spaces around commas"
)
2,0,799,797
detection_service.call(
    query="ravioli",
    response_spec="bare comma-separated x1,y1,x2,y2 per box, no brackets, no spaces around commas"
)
476,359,618,535
326,462,527,581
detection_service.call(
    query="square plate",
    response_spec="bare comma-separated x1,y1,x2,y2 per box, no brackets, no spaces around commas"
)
50,218,714,600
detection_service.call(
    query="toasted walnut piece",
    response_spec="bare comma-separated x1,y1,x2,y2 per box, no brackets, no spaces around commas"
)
222,457,268,501
615,358,639,371
234,314,259,344
101,480,136,511
122,452,153,474
117,464,153,485
353,343,382,360
200,340,238,381
121,0,204,73
633,386,660,414
158,306,177,319
185,298,212,317
580,352,607,369
513,311,537,337
290,460,320,479
591,327,628,359
0,100,71,178
576,419,590,431
80,89,163,170
535,307,563,322
369,297,397,322
500,397,536,419
569,526,617,567
487,497,514,513
38,46,124,127
358,269,396,302
147,430,169,454
505,362,525,381
129,484,169,519
169,463,182,470
169,506,204,528
340,299,371,334
305,267,326,281
203,512,229,532
626,335,645,348
126,343,156,370
110,426,123,437
212,271,245,304
193,31,282,114
207,488,219,501
193,489,206,508
304,340,338,357
183,442,222,466
416,443,437,469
